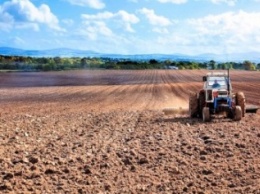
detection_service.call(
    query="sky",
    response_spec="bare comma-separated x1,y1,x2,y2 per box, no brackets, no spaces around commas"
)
1,0,260,55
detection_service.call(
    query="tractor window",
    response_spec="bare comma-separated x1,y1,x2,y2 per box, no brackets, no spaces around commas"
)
207,77,227,88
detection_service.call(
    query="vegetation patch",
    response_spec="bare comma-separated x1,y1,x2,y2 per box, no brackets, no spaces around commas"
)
0,55,259,71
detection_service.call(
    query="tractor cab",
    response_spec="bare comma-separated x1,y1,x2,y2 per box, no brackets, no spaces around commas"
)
203,72,231,104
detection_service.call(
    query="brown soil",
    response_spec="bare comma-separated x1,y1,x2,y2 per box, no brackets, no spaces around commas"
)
0,70,260,193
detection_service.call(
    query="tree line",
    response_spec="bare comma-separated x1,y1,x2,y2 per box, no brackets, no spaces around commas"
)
0,55,259,71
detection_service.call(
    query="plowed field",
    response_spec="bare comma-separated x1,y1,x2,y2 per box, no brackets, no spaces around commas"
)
0,70,260,193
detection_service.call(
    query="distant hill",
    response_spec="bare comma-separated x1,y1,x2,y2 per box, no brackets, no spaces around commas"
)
0,47,98,58
0,47,260,62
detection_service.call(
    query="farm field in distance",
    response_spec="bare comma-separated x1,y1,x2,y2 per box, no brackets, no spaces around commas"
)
0,69,260,193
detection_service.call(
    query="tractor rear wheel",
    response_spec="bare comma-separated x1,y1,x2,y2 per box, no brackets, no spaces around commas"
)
199,91,205,118
189,92,198,118
202,107,210,122
236,92,245,117
233,106,242,121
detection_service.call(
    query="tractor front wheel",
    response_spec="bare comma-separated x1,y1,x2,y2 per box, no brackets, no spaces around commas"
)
236,92,245,117
233,106,242,121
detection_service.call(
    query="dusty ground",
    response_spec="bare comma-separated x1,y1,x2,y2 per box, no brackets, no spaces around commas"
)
0,70,260,193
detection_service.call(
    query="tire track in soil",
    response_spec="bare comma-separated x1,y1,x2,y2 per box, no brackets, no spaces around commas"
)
160,70,195,108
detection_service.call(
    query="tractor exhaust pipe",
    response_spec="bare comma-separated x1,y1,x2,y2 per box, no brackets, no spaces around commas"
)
227,68,230,95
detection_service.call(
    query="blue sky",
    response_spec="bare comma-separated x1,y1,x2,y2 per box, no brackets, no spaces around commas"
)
1,0,260,55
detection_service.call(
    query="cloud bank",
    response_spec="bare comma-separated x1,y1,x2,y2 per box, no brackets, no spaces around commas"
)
0,0,64,31
65,0,105,9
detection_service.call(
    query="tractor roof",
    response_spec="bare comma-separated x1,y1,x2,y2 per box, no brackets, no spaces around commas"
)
206,72,228,77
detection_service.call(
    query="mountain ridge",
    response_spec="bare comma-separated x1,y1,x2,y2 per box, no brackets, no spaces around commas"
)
0,47,260,62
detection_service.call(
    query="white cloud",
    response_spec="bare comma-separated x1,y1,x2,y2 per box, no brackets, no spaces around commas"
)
82,11,139,24
78,21,113,40
74,21,135,53
0,0,64,31
66,0,105,9
210,0,237,6
152,27,169,34
256,36,260,43
117,10,139,24
157,0,187,4
139,8,172,26
81,10,139,33
62,19,74,26
155,10,260,54
125,10,260,55
77,10,140,53
0,11,13,31
15,23,39,31
116,10,139,32
82,11,114,20
13,36,26,45
188,11,260,37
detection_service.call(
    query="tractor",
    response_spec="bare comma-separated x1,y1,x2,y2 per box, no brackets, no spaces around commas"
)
189,71,245,122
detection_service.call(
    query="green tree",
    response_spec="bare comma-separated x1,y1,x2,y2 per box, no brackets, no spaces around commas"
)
149,59,158,65
80,57,88,68
42,59,56,71
190,62,199,69
226,62,233,69
209,60,217,70
220,63,227,70
243,60,255,70
54,57,62,65
257,63,260,70
164,59,172,68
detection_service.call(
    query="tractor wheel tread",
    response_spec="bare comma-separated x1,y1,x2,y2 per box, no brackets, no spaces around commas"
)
189,92,198,118
202,107,210,122
199,91,205,118
234,105,242,121
236,92,245,117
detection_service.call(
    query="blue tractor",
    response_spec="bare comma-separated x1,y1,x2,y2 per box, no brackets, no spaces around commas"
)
189,71,245,122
